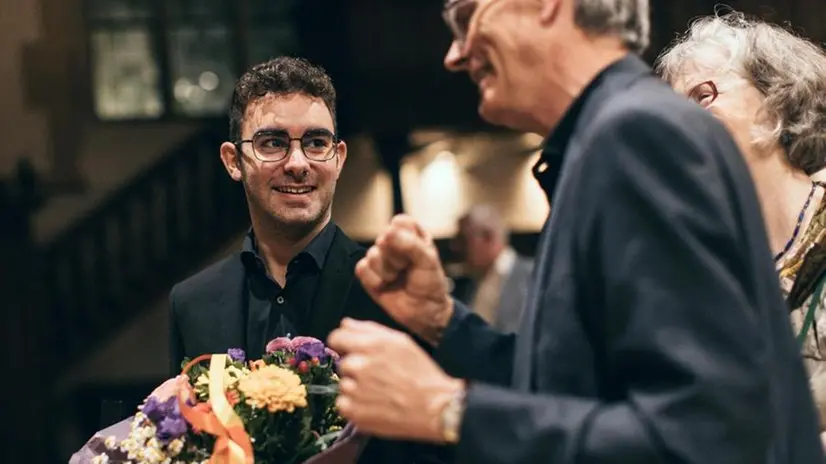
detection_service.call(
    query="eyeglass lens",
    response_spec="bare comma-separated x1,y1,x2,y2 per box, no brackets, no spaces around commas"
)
444,0,478,43
688,81,718,108
252,130,336,161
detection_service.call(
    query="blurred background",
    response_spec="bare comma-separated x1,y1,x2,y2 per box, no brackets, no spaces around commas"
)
0,0,822,462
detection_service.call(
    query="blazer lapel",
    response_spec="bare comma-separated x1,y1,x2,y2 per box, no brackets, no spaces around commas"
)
513,221,553,389
307,227,362,340
200,254,248,356
244,276,272,360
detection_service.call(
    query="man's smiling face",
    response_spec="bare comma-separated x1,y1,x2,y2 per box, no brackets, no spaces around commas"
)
231,92,347,234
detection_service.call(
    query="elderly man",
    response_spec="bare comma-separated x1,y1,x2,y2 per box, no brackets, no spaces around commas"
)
327,1,823,463
452,205,532,333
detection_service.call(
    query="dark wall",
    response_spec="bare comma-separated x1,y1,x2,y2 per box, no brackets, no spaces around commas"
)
297,0,486,138
299,0,826,140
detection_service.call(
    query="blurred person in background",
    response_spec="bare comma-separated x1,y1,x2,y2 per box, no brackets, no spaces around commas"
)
451,204,532,333
656,10,826,440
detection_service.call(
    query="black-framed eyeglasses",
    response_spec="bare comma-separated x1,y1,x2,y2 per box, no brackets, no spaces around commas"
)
443,0,509,47
236,129,339,162
687,80,718,108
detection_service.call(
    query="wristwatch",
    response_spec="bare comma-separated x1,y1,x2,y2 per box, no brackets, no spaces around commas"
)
440,385,466,444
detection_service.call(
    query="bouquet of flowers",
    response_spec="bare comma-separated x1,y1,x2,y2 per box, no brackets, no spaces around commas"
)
87,336,354,464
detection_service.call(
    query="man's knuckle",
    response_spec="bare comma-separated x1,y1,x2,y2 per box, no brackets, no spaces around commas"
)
366,246,381,261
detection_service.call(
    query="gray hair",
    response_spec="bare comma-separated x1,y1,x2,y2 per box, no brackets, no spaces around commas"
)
575,0,650,55
655,11,826,174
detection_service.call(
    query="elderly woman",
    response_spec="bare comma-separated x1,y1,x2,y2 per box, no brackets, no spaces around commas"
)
656,11,826,431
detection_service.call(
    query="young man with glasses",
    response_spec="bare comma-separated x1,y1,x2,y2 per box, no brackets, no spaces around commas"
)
325,1,824,463
168,56,452,463
169,56,357,372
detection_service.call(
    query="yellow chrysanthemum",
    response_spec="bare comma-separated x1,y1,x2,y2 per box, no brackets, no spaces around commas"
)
237,364,307,413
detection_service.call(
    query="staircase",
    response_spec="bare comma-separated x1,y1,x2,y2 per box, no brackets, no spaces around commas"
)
36,118,249,373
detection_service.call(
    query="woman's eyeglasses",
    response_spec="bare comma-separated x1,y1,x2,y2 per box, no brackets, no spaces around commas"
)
687,80,719,108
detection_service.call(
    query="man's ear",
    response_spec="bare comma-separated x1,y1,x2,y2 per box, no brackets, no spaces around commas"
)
220,142,243,182
538,0,562,24
334,140,348,178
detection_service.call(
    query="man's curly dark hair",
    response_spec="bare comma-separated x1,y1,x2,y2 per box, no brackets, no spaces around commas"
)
228,56,337,142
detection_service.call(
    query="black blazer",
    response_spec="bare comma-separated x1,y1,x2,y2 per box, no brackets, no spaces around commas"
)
434,55,824,463
169,225,452,463
168,225,398,373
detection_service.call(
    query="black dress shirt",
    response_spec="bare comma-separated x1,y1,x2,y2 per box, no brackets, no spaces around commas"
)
240,222,335,355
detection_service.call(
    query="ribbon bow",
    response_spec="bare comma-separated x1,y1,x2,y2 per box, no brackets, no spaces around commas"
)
178,354,254,464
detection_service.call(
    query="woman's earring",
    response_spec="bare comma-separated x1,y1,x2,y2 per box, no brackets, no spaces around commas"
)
781,131,793,148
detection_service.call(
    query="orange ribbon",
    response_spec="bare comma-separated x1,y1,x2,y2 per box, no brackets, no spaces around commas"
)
178,354,254,464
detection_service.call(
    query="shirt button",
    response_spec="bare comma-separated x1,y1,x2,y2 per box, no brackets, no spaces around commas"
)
276,296,285,304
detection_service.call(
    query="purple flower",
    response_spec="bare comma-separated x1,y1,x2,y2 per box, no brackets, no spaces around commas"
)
156,416,188,442
142,396,181,425
227,348,245,363
142,395,187,442
265,337,293,353
290,336,322,348
295,341,329,364
141,397,164,423
324,347,340,361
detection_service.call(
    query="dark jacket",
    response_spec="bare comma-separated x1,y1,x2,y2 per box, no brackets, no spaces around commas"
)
170,224,452,463
434,55,824,463
453,254,534,334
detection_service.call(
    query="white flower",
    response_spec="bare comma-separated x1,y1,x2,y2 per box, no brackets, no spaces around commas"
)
142,446,165,464
167,438,184,455
120,436,142,461
147,437,160,450
140,425,157,441
196,365,246,390
90,454,109,464
119,436,141,457
104,436,118,449
130,413,146,431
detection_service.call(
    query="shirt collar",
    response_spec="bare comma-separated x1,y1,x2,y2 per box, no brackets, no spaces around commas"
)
533,54,650,199
241,221,336,273
494,247,517,276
